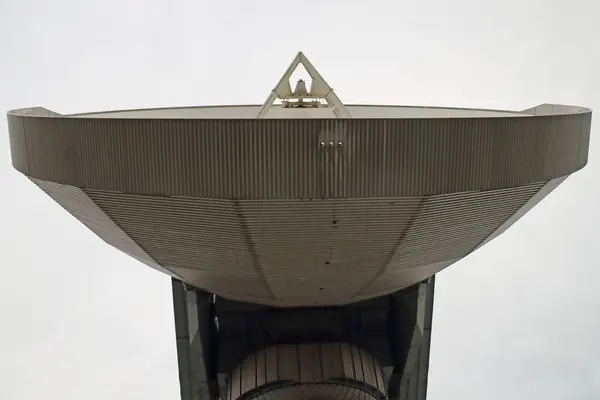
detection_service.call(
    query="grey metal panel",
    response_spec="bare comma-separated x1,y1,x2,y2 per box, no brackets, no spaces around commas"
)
172,280,217,400
389,183,543,268
241,197,422,304
20,180,549,306
240,354,256,394
417,277,435,400
80,194,248,270
29,178,178,278
228,343,386,400
363,182,545,296
277,345,299,381
7,112,590,199
6,106,592,307
251,383,379,400
579,112,592,167
473,177,567,252
396,278,435,400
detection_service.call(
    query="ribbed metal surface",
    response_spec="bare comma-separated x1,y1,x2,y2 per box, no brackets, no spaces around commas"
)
228,343,386,400
30,181,548,306
82,190,274,302
6,106,592,306
29,178,175,278
8,113,590,199
249,383,379,400
364,182,545,297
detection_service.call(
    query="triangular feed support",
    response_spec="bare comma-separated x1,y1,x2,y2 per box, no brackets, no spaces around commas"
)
257,52,352,118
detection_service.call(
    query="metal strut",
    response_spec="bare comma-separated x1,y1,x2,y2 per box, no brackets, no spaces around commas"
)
257,51,352,119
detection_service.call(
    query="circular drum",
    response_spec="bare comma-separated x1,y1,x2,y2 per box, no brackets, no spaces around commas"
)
227,343,387,400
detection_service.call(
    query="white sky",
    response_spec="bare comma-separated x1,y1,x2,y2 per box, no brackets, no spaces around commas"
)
0,1,598,399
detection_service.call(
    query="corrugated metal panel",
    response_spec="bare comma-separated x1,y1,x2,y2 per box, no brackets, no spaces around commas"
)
29,178,178,279
299,344,322,383
360,348,378,393
240,354,256,394
8,114,590,199
364,260,456,300
265,346,278,383
6,114,28,173
228,343,386,400
473,177,567,252
82,192,253,275
321,344,344,383
386,182,544,269
277,345,298,381
251,383,379,400
579,112,592,166
67,183,544,306
255,346,267,388
22,178,566,306
241,197,422,304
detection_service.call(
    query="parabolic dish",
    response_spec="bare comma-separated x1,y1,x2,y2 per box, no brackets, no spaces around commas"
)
7,52,591,307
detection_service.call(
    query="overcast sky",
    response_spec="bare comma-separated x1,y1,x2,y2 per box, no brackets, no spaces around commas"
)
1,1,599,399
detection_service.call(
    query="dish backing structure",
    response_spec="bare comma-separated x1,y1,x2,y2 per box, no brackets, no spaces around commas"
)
7,52,592,400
